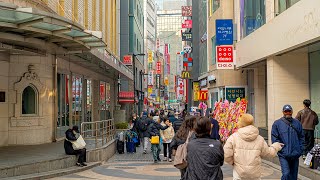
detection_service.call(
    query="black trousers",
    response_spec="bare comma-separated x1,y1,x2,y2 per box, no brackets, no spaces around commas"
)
163,143,172,159
67,148,87,163
303,130,314,155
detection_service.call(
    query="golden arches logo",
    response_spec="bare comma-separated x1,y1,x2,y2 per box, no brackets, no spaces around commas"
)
181,71,191,79
199,91,208,100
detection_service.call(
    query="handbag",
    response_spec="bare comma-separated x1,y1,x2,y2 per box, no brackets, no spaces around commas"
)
70,135,86,150
173,132,192,169
150,136,160,144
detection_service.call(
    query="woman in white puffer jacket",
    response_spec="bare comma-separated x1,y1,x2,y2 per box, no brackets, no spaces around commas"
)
224,114,283,180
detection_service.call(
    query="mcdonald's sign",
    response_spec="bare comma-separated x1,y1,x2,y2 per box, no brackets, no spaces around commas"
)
199,90,208,101
181,71,191,79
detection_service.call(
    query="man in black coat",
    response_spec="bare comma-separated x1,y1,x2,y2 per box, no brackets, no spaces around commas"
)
64,126,87,167
137,111,153,154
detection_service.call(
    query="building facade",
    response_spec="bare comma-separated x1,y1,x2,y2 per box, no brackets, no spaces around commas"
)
0,0,132,146
120,0,145,116
143,0,157,109
234,0,320,140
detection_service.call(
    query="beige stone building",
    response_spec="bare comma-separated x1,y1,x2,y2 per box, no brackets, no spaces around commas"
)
206,0,247,113
234,0,320,141
0,0,132,147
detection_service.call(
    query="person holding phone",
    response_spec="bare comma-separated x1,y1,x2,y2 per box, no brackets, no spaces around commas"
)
224,114,283,180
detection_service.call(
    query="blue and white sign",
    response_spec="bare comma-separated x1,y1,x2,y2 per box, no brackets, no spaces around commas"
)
216,19,233,45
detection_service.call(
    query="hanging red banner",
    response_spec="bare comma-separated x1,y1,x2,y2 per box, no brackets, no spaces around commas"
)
156,61,161,74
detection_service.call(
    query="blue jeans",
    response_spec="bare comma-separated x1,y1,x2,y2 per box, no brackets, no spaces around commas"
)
151,144,161,161
279,157,299,180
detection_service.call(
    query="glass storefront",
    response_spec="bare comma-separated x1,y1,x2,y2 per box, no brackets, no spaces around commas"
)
99,81,111,120
240,0,266,39
310,50,320,138
72,75,83,128
57,74,70,138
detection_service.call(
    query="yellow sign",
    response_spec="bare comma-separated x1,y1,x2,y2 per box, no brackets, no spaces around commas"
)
181,71,191,79
148,50,153,63
156,96,160,102
193,82,200,101
164,77,169,86
148,87,153,94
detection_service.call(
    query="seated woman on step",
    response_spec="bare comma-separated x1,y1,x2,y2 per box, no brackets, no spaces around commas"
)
64,126,87,167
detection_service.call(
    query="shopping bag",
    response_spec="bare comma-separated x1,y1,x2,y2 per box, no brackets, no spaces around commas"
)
132,137,139,143
173,132,192,169
71,135,86,150
150,136,160,144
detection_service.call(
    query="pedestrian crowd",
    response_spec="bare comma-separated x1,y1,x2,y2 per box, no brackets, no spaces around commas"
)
63,99,318,180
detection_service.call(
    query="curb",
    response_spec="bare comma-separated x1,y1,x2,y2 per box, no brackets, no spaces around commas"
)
2,162,101,180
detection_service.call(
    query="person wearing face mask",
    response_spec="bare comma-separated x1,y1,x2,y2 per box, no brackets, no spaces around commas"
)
64,126,87,167
271,105,304,180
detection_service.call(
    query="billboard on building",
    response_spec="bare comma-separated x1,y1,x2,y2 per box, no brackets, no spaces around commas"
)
182,6,192,16
216,45,234,69
182,32,192,41
216,19,233,45
123,55,133,65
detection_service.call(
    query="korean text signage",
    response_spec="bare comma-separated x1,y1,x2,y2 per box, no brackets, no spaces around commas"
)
123,55,133,65
216,45,234,69
199,89,208,101
156,74,161,89
182,6,192,16
156,61,161,74
148,71,153,85
216,19,233,45
148,50,153,63
225,87,246,102
182,32,192,41
182,20,192,28
177,78,184,99
176,54,183,75
193,82,200,101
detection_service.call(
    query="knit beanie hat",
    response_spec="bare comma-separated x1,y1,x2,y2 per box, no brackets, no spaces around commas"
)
238,114,254,128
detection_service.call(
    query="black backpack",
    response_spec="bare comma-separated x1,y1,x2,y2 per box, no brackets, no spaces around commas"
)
139,117,148,132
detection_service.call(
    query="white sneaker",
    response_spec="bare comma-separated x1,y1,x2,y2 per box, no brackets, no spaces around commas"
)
168,158,172,162
163,157,167,161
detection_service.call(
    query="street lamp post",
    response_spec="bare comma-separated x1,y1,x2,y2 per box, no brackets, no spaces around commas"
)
131,53,145,115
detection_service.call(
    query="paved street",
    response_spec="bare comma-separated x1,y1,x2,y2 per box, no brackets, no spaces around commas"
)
51,143,283,180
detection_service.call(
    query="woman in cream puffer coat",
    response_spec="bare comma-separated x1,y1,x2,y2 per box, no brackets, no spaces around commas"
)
224,114,283,180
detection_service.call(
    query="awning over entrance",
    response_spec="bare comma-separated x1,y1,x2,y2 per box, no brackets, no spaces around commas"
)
0,5,133,80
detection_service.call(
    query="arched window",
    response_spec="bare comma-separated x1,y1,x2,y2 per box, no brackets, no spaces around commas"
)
22,86,36,114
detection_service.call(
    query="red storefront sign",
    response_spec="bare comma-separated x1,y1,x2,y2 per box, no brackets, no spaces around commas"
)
123,55,133,65
182,20,193,28
156,61,161,74
216,45,234,69
119,91,134,98
199,89,208,101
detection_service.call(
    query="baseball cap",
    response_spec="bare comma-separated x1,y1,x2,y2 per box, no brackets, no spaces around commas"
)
282,104,293,112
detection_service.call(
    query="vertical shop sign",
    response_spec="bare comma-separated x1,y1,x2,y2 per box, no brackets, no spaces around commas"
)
177,78,184,100
176,53,183,75
148,71,153,85
182,19,193,28
148,86,153,94
216,45,234,69
148,50,153,63
193,82,200,101
216,19,233,45
156,74,161,89
156,61,161,74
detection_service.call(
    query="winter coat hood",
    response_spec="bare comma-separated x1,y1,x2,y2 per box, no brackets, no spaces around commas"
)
237,125,259,142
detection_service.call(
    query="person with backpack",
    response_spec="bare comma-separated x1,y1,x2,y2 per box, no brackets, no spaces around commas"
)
271,105,304,180
170,116,196,178
138,111,153,154
295,99,319,159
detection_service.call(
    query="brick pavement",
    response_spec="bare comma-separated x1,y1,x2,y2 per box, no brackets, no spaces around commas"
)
51,142,283,180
